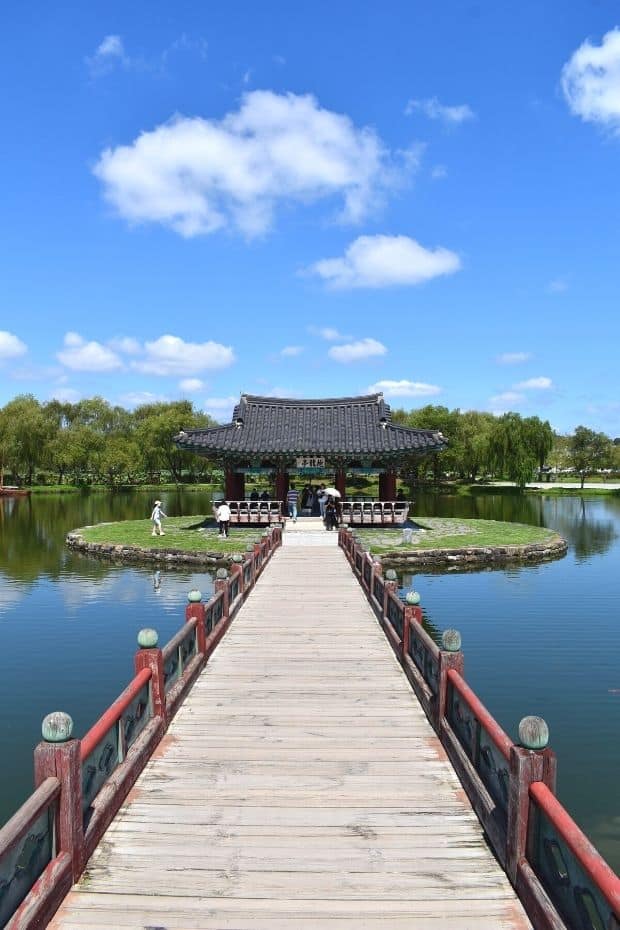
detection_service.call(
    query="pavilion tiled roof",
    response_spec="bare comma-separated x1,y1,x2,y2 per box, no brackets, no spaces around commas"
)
174,394,446,458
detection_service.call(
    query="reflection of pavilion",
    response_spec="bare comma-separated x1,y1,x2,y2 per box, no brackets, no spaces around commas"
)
175,394,447,512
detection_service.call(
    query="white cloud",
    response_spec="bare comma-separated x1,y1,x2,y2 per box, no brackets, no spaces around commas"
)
307,234,461,289
547,278,568,293
57,332,122,372
119,391,167,407
0,331,27,360
132,335,235,376
109,336,141,354
49,387,81,403
93,90,410,238
308,326,347,341
496,352,532,365
203,395,238,420
280,345,303,357
405,97,475,124
328,338,387,363
87,35,128,75
368,379,441,398
515,376,553,390
431,165,448,180
562,28,620,131
179,378,204,392
489,391,525,410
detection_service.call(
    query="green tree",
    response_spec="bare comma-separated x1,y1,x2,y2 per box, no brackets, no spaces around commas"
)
569,426,613,488
0,395,53,484
523,417,554,481
488,413,537,489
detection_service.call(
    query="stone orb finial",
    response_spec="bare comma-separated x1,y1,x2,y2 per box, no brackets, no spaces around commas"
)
42,712,73,743
385,569,398,582
137,628,159,648
232,554,244,563
405,590,421,605
216,567,229,579
441,629,462,652
187,589,202,603
519,716,549,750
245,544,255,552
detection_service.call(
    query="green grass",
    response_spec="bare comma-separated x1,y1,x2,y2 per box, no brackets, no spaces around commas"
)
353,517,560,554
74,515,270,555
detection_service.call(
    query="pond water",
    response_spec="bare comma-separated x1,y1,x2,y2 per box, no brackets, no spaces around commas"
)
0,489,618,871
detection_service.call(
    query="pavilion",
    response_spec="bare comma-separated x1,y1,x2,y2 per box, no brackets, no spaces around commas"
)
174,393,447,508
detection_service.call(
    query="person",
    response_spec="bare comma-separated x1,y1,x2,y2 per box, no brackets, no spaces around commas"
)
153,570,161,593
216,500,231,538
317,484,327,519
287,485,299,522
250,490,259,501
260,489,270,501
324,496,339,531
150,500,166,536
396,489,406,502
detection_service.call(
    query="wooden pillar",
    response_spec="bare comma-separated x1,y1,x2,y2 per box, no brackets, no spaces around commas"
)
224,466,236,499
378,472,386,500
225,468,245,500
335,468,346,499
384,469,396,500
275,469,288,515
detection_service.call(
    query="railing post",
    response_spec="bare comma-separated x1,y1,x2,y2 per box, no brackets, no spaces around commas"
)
245,544,256,589
436,629,464,734
231,554,245,595
134,628,167,722
382,569,398,629
215,568,230,618
33,712,83,880
506,716,557,886
185,589,206,654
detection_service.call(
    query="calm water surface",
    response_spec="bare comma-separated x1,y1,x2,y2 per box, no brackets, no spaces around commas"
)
0,489,618,870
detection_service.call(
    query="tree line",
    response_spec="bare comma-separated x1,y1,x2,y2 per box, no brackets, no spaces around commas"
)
392,406,619,488
0,395,216,487
0,394,617,489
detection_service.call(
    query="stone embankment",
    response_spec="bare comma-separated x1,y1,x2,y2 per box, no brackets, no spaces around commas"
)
65,532,231,566
380,534,567,569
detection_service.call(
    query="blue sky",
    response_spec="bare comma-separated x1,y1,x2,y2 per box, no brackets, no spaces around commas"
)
1,1,619,434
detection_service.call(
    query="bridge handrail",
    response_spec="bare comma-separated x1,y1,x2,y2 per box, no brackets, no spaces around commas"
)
2,523,283,930
527,782,620,927
80,668,152,762
0,777,63,927
338,525,620,930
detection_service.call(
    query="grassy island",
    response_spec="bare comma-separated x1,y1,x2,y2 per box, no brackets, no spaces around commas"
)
354,517,561,554
67,515,567,570
69,515,264,557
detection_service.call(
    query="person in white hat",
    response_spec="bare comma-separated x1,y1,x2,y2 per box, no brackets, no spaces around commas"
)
150,500,167,536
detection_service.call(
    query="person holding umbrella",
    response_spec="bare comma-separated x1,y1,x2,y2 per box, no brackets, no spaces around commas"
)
324,495,340,531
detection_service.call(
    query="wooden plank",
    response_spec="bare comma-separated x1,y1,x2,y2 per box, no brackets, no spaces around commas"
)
53,542,532,930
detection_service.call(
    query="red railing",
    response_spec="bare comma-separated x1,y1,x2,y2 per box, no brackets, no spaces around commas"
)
338,525,620,930
80,668,152,762
0,523,283,930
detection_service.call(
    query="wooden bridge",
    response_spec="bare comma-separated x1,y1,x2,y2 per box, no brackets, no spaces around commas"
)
1,524,619,930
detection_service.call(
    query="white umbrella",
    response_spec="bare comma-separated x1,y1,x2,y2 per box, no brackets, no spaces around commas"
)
323,487,341,498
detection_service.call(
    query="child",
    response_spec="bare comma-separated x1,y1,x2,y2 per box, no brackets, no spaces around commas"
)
150,500,167,536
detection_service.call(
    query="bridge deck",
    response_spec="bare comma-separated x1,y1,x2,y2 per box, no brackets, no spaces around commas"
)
51,533,531,929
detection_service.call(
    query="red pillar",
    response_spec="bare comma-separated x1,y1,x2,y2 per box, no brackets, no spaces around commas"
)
225,468,246,500
335,468,346,499
384,469,397,500
225,467,236,499
378,472,386,500
275,470,289,514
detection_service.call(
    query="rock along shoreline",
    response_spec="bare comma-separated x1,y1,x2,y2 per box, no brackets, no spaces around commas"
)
65,532,233,567
376,534,567,570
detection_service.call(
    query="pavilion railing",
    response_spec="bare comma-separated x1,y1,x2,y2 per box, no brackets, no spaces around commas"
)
0,525,283,930
338,526,620,930
220,500,284,524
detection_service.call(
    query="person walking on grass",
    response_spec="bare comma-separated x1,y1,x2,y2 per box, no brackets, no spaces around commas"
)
216,500,231,538
150,500,167,536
